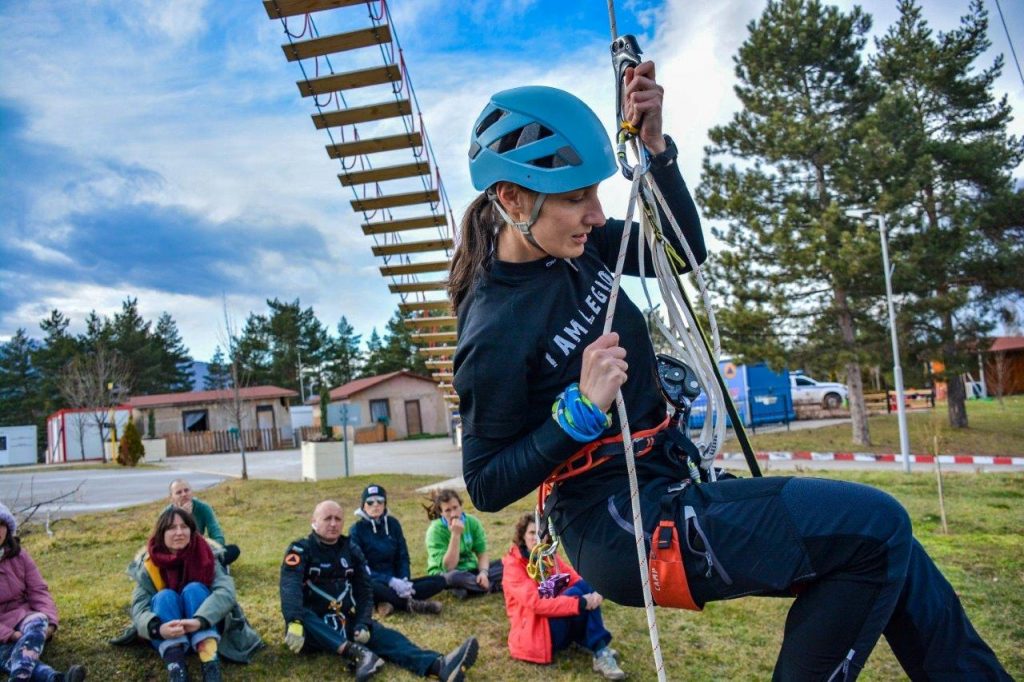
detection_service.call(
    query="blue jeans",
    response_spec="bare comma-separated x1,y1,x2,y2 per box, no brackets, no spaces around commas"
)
548,580,613,654
150,583,221,657
300,608,440,676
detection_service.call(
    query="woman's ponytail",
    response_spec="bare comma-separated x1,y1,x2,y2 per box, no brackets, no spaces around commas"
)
447,193,500,312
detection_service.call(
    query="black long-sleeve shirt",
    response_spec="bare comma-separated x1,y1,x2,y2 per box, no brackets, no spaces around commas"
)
456,160,706,520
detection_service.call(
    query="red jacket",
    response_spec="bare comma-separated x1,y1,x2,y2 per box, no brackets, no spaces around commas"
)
0,549,59,641
501,544,584,664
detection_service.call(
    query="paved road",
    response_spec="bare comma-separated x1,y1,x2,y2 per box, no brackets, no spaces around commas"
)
3,435,1018,522
0,468,226,518
157,438,463,482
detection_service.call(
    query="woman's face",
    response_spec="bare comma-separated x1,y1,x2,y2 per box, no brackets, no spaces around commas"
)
0,522,7,547
530,184,606,259
523,522,538,553
163,515,191,552
362,495,386,520
439,498,463,525
500,183,606,261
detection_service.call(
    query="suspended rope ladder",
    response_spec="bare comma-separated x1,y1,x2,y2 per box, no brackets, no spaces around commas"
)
264,0,459,408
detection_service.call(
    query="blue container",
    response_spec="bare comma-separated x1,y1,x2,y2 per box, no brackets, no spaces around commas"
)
687,361,794,428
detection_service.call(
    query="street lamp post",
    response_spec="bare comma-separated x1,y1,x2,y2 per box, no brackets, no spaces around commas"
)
876,214,912,473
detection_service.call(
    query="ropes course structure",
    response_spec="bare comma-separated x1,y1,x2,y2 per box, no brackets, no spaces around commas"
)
264,0,459,410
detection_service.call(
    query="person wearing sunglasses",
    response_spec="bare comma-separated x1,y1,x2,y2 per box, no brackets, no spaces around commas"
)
349,485,448,616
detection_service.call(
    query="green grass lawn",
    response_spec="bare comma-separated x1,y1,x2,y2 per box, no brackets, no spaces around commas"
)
24,470,1023,681
739,395,1024,456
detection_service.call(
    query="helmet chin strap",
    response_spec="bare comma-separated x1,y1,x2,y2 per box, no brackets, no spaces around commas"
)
488,190,548,254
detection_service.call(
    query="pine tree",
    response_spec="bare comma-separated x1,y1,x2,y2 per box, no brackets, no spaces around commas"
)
154,313,193,392
34,310,80,419
205,346,232,390
326,316,363,388
698,0,881,444
0,330,41,427
361,328,385,377
117,416,145,466
865,0,1024,427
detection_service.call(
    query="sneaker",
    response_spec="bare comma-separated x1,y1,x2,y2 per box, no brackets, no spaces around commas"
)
166,661,188,682
438,637,479,682
407,598,443,615
55,666,87,682
593,647,626,680
344,641,384,682
375,601,395,618
200,659,222,682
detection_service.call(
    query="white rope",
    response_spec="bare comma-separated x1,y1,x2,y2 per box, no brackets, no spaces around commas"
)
600,134,730,682
601,169,667,682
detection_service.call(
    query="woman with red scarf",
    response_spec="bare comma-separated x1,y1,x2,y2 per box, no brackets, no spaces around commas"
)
128,507,235,682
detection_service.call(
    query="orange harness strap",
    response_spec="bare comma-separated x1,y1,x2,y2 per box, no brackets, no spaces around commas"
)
538,415,671,513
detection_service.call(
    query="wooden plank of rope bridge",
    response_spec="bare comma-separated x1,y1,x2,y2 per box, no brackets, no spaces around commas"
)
313,99,411,129
419,346,456,357
362,214,446,235
405,315,457,328
299,64,401,97
389,281,447,294
330,132,423,160
282,25,392,62
398,299,450,314
432,372,454,381
426,358,454,369
379,260,448,276
353,188,436,211
372,238,452,256
264,0,366,19
340,161,429,186
411,331,457,344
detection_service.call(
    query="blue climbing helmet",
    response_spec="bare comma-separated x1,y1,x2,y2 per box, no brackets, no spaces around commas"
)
468,86,617,194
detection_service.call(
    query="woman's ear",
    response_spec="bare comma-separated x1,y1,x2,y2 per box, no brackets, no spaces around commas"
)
494,182,528,219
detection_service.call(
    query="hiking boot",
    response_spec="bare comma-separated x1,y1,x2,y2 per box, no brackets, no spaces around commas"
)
200,659,222,682
438,637,479,682
375,601,395,618
593,647,626,680
407,597,443,615
55,665,87,682
344,641,384,682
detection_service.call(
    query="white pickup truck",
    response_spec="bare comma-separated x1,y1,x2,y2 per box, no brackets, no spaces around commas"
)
790,373,848,409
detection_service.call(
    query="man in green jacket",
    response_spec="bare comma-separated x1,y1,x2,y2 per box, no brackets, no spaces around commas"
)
169,479,240,566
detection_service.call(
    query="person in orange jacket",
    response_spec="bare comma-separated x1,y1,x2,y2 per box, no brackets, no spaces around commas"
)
500,513,624,679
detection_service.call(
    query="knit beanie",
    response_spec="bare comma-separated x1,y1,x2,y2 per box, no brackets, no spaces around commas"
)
0,502,16,536
360,484,387,506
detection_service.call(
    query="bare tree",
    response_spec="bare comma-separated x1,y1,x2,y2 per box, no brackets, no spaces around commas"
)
986,351,1010,407
217,299,251,480
58,347,132,463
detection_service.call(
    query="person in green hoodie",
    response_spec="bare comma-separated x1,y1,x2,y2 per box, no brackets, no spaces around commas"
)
168,479,240,566
423,489,501,597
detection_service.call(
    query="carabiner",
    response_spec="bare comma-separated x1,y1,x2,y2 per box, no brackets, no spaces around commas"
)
611,34,650,179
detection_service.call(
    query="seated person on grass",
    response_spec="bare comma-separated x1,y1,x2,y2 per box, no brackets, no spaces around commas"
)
279,500,479,682
0,503,87,682
349,484,449,617
127,507,263,682
424,489,502,596
502,513,624,680
168,479,240,566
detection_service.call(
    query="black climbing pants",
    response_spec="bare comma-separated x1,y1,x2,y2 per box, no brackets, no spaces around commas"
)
562,476,1010,681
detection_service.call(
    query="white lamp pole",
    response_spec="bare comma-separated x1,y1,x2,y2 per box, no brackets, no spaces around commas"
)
877,214,912,472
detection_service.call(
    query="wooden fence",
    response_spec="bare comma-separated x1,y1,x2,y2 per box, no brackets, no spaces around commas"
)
165,428,288,456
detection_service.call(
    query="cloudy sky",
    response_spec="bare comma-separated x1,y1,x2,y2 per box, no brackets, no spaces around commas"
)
1,0,1021,361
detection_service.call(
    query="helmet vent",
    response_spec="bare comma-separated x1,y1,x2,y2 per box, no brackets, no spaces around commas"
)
488,123,554,154
475,108,507,137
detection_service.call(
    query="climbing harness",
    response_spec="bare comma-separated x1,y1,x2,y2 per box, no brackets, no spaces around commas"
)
306,577,351,634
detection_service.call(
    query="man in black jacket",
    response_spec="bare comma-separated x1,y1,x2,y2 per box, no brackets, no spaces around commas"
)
279,500,478,682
